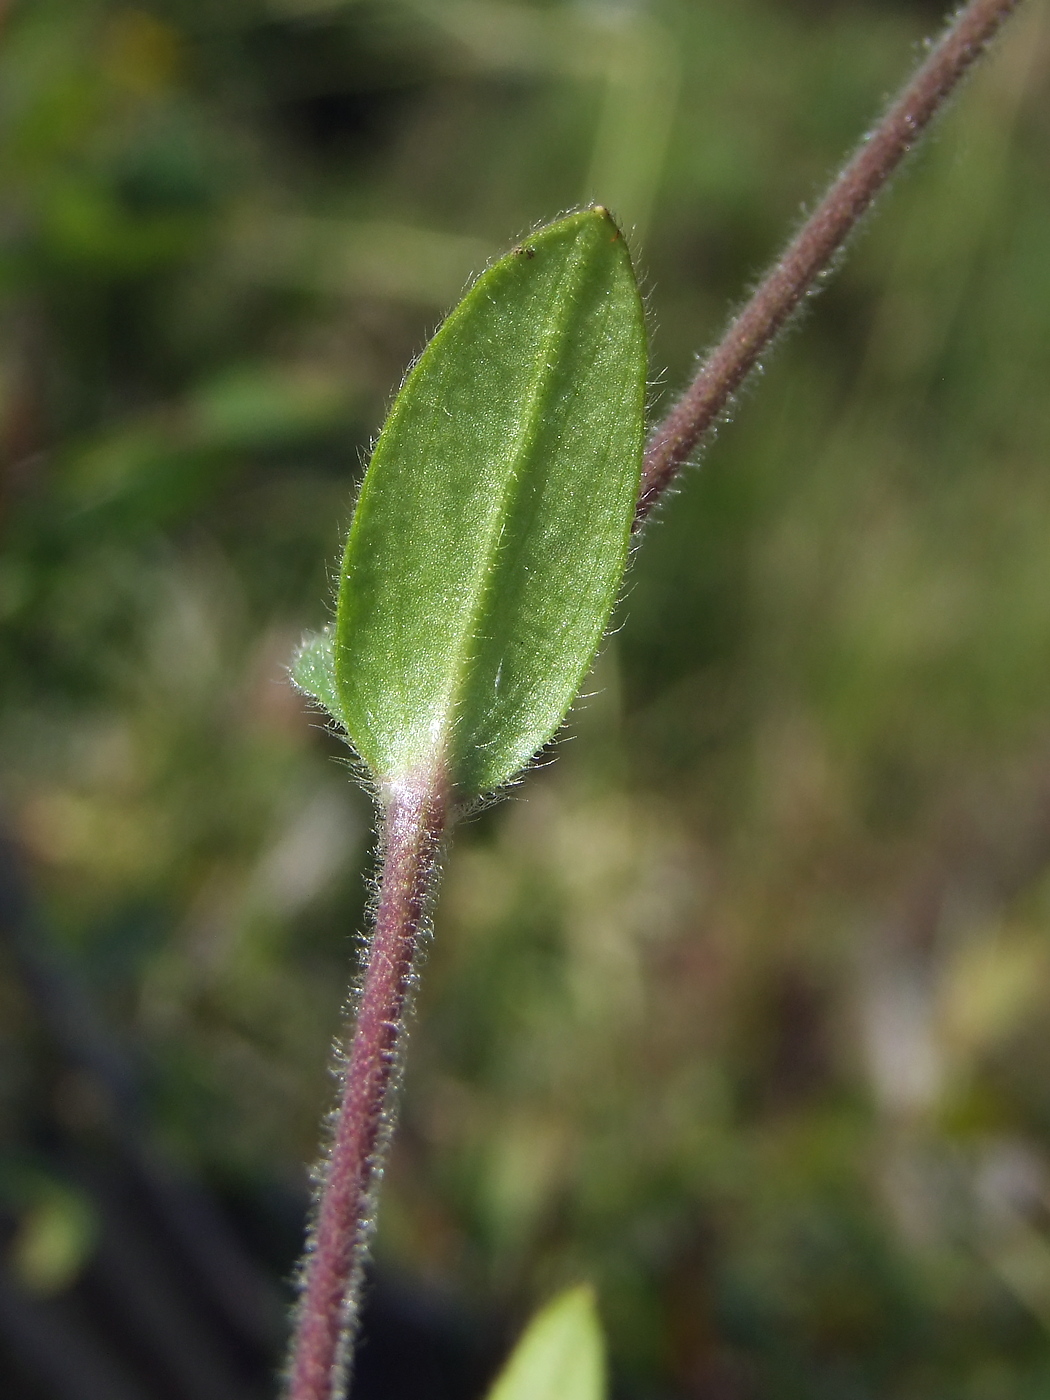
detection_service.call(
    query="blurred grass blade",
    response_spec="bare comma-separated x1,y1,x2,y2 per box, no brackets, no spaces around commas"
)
485,1286,606,1400
334,207,647,797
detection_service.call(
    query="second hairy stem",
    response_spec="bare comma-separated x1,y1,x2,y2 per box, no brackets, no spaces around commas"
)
637,0,1024,523
287,775,447,1400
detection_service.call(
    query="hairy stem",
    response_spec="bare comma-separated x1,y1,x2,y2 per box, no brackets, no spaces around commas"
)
636,0,1024,524
286,774,447,1400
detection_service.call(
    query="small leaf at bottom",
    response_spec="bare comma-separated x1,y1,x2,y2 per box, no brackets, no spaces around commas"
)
484,1286,605,1400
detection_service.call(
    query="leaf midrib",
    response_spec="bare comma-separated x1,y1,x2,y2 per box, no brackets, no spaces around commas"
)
434,232,592,778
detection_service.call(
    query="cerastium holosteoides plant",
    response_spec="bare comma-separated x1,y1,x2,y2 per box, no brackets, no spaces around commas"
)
287,2,1023,1397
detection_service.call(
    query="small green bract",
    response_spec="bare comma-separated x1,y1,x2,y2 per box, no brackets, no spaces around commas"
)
293,207,647,800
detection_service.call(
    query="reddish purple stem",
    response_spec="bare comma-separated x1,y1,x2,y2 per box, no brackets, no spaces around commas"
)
636,0,1024,525
287,774,446,1400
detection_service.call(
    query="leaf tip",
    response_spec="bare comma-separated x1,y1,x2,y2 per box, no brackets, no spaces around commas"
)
588,204,621,240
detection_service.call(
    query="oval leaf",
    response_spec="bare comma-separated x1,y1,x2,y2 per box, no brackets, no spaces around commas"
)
485,1286,605,1400
334,207,646,797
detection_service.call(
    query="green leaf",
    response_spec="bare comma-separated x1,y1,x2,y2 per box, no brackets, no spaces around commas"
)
484,1286,606,1400
334,207,647,798
291,627,343,725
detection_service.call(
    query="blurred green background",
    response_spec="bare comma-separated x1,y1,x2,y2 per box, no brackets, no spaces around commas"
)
2,0,1050,1396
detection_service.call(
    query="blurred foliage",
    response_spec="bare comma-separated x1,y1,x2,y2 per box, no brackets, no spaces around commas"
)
3,0,1050,1396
